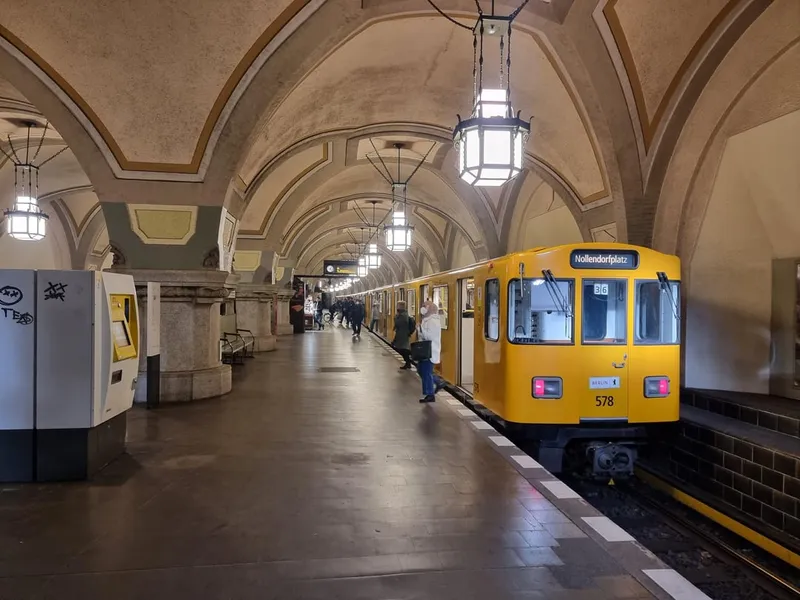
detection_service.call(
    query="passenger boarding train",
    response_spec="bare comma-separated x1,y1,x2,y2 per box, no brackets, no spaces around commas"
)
354,243,681,477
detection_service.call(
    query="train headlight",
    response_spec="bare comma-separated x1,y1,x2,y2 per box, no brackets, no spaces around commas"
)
644,376,670,398
532,377,562,399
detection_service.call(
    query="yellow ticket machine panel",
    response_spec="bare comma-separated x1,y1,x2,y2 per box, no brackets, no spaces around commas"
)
109,294,138,362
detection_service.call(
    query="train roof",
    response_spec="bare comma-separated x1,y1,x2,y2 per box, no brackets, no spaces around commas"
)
352,242,679,294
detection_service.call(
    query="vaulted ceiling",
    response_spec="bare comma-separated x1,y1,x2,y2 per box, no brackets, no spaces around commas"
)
1,0,797,283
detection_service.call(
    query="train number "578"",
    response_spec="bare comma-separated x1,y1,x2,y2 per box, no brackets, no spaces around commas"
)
595,395,615,407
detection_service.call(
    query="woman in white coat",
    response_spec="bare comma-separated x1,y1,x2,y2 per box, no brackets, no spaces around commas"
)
417,300,444,403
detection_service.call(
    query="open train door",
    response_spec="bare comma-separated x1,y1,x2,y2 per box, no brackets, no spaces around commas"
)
457,278,475,393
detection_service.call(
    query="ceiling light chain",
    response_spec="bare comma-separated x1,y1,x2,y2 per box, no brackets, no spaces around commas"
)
1,121,63,241
428,0,531,187
364,139,433,254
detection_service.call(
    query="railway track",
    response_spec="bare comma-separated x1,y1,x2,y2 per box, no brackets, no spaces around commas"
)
559,469,800,600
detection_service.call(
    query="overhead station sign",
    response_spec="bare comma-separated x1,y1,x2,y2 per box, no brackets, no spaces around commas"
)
323,260,358,275
570,249,639,270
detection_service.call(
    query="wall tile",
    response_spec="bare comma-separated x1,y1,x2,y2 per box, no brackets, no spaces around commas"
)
723,486,742,509
773,453,796,478
715,433,734,453
714,465,733,488
752,482,773,505
753,447,774,470
724,453,743,474
762,504,785,530
733,439,753,461
742,496,762,520
762,468,785,493
742,460,762,482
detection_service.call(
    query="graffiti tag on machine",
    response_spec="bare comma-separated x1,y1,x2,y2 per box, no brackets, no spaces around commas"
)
1,307,34,325
43,282,67,302
0,285,23,307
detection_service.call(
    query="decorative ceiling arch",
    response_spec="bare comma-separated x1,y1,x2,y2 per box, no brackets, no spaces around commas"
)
282,213,445,274
298,229,417,280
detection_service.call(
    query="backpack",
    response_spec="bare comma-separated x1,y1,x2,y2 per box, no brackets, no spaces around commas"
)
408,315,416,335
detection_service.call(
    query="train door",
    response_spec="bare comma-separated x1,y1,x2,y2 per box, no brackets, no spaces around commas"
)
407,288,417,340
458,277,475,392
578,278,630,421
382,290,390,335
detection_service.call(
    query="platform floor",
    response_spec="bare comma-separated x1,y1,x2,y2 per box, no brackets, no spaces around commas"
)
0,329,694,599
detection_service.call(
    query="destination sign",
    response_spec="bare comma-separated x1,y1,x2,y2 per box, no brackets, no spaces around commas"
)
323,260,358,275
570,249,639,270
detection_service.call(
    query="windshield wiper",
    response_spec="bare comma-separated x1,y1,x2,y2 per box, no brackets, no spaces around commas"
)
657,271,680,321
542,269,572,318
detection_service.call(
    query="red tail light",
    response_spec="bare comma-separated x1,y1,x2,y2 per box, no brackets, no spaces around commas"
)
644,377,670,398
532,377,562,399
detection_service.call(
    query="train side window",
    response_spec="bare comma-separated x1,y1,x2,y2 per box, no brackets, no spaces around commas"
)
508,278,573,344
635,280,680,344
432,285,449,329
485,279,500,341
582,280,626,344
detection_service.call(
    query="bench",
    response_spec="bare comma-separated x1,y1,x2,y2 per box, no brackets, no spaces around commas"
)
220,313,255,365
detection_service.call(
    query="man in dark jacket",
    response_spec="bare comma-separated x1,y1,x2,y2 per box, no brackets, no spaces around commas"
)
351,299,365,338
392,301,415,369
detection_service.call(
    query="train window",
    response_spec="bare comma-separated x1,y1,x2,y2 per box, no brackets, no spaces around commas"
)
582,280,627,344
635,281,680,344
508,278,574,344
485,279,500,341
408,289,417,317
433,285,449,329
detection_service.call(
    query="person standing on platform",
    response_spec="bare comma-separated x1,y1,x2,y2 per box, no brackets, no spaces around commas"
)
351,299,364,338
417,300,443,403
392,301,415,370
370,303,380,332
342,299,351,328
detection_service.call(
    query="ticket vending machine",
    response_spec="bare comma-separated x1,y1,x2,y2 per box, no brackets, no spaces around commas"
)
0,270,36,481
0,269,139,482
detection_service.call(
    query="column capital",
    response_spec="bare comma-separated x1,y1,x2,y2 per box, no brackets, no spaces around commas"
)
115,269,234,304
275,289,294,301
236,283,280,301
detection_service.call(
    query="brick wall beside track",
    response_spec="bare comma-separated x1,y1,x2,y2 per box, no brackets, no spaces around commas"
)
646,389,800,554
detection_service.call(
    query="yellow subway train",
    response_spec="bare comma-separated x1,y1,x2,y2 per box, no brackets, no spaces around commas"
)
356,243,681,476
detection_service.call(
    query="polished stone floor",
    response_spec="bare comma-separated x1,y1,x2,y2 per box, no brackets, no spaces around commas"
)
0,329,655,599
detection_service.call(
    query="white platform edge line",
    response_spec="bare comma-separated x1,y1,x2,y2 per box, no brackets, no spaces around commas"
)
471,421,494,430
445,398,461,406
511,455,543,469
581,516,635,542
488,435,515,447
457,409,475,417
642,569,712,600
541,480,582,499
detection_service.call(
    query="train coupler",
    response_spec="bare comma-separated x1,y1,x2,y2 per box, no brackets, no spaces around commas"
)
586,442,637,479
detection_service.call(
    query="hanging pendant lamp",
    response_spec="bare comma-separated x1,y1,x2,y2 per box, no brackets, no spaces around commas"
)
1,123,64,241
429,1,531,186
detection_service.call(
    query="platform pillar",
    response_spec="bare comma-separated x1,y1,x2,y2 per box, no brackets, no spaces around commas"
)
123,270,234,402
275,289,294,336
236,283,277,351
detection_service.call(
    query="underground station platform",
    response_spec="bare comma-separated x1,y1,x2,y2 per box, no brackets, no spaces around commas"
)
1,331,715,600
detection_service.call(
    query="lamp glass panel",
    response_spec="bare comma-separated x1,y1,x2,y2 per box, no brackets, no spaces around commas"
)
483,129,512,165
465,128,480,169
514,130,524,169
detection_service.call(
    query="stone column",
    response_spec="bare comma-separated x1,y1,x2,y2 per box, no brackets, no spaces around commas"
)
124,269,233,403
236,283,277,351
275,289,294,336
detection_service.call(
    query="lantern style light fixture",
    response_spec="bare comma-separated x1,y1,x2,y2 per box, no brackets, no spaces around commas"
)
366,141,434,253
366,243,381,270
357,256,368,278
432,1,530,187
1,122,64,240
